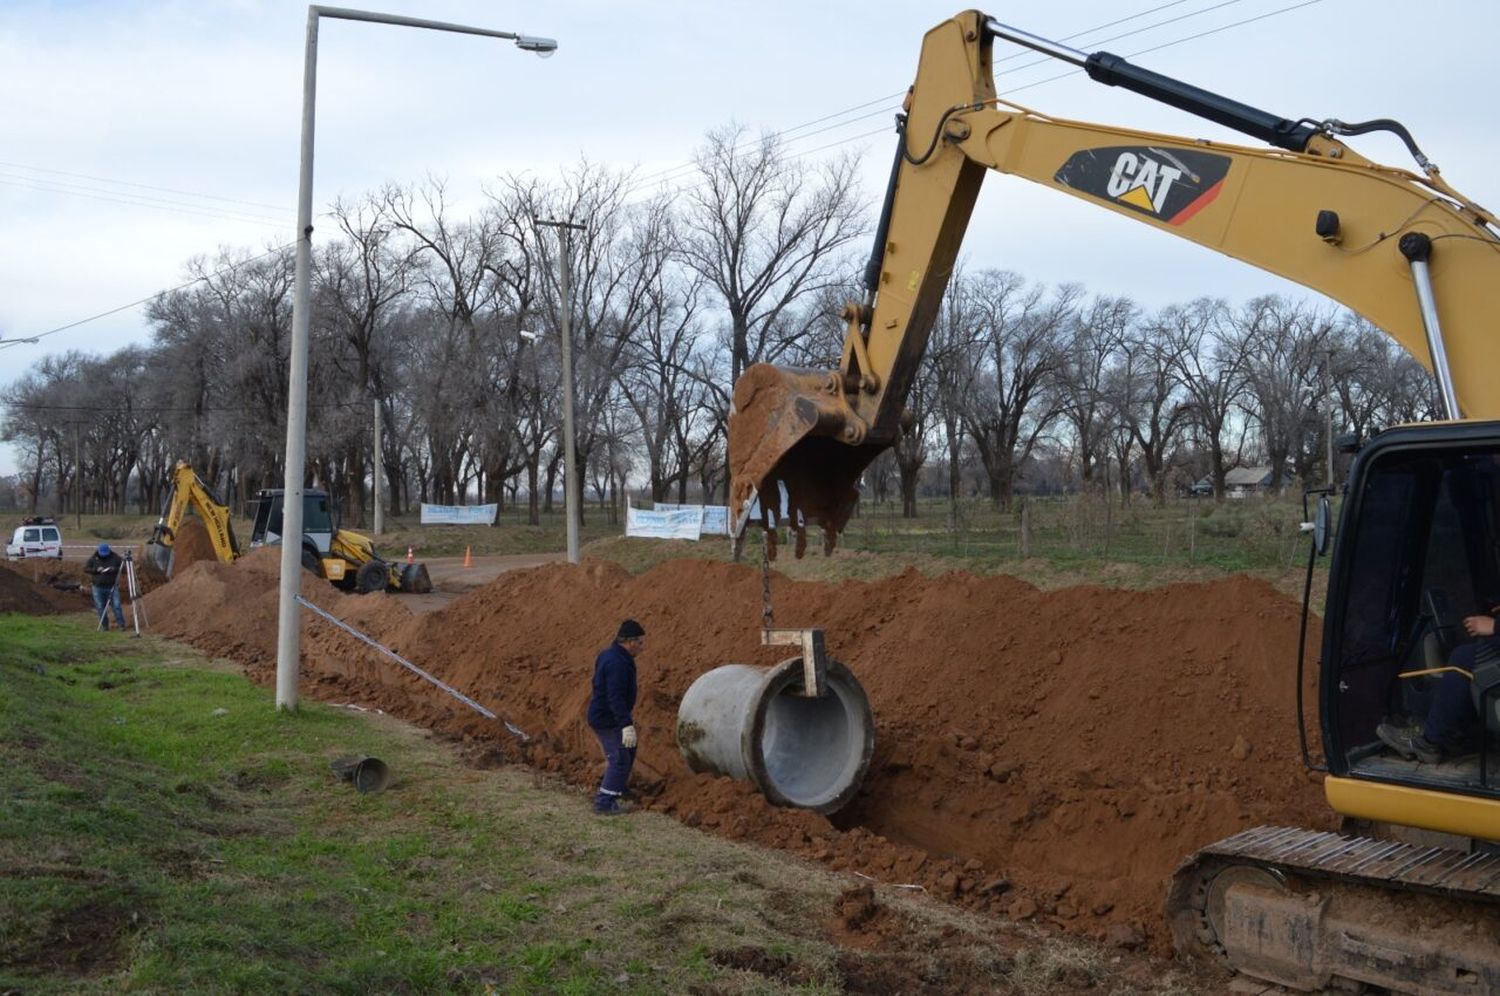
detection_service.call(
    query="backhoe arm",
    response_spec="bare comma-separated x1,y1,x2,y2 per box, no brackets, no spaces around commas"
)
147,461,241,573
729,9,1500,555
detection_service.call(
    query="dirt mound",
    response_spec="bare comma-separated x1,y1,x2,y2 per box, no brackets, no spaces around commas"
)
0,558,90,615
140,554,1330,953
170,518,220,574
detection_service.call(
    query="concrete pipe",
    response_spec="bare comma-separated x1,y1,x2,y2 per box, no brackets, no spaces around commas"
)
676,657,874,814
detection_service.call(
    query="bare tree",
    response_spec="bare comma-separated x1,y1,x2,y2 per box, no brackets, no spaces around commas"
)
383,178,506,503
316,193,419,522
677,125,867,385
615,202,714,503
1058,294,1133,492
960,271,1077,510
1238,295,1334,492
1115,310,1193,504
1330,312,1439,438
1163,297,1249,501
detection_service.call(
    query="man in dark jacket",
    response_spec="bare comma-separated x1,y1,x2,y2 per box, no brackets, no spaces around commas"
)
587,619,645,814
85,542,127,630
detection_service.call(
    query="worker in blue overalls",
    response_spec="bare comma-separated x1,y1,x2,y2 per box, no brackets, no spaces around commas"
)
587,619,645,814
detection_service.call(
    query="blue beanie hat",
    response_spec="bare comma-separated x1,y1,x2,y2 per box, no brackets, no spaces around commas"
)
97,543,111,556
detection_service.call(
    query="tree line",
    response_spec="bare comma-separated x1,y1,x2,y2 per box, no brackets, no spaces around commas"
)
2,127,1439,524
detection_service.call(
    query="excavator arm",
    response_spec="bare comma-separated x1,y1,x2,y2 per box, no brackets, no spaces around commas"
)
146,460,241,574
729,9,1500,556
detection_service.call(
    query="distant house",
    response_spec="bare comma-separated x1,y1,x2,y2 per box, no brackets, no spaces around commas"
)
1224,466,1280,497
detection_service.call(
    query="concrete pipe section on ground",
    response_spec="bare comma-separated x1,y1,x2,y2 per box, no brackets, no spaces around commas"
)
676,657,874,815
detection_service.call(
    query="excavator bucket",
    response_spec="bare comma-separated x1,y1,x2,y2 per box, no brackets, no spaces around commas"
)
728,363,887,559
399,562,433,594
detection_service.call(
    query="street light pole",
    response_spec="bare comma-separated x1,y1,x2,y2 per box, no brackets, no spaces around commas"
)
538,218,585,565
274,5,557,712
372,395,384,535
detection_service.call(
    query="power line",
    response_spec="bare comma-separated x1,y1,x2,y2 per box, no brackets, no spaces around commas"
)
0,243,295,351
0,160,287,212
7,1,1324,356
622,0,1229,198
645,0,1327,207
0,175,288,228
999,0,1327,99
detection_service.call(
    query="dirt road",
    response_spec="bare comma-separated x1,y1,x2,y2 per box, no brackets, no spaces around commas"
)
401,552,565,614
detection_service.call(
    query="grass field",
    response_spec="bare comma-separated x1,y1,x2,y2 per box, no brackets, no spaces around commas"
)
0,616,1198,995
41,491,1332,575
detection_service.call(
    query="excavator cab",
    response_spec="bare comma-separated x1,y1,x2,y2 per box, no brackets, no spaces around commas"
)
1321,424,1500,828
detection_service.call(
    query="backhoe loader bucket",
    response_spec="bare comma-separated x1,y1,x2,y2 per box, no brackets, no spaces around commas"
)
728,363,886,559
399,562,433,594
145,532,174,577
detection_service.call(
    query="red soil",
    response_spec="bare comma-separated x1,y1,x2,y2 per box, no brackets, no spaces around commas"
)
139,549,1331,952
170,517,221,574
0,558,91,615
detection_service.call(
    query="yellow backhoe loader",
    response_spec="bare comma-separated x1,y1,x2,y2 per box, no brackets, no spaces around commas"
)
247,486,431,594
728,12,1500,992
146,461,430,594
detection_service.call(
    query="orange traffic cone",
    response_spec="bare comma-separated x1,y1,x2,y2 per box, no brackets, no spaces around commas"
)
406,545,414,565
463,545,473,568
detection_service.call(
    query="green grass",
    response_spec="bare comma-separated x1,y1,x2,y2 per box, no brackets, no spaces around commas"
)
0,616,1203,995
44,491,1324,572
0,616,821,994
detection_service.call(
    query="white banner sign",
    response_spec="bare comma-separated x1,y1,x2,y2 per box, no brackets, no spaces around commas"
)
420,503,498,525
700,505,729,536
652,503,730,537
625,505,705,541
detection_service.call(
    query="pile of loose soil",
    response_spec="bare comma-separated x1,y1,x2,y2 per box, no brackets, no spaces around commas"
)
169,518,221,575
140,553,1331,953
0,558,90,615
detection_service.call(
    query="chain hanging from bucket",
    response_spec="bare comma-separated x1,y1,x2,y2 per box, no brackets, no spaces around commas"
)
760,526,775,632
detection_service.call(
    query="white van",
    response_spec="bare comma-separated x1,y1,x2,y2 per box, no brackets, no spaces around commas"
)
6,517,64,559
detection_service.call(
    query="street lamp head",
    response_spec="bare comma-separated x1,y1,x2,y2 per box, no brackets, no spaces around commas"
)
514,35,557,57
519,329,540,343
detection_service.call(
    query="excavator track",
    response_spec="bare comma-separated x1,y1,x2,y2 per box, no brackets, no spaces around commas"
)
1169,825,1500,993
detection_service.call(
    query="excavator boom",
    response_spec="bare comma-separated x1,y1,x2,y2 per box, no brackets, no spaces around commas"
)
729,10,1500,555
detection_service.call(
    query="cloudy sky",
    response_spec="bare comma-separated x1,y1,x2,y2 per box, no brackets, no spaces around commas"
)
3,0,1496,475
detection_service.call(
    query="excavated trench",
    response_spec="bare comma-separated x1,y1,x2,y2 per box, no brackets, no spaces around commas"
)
137,524,1334,952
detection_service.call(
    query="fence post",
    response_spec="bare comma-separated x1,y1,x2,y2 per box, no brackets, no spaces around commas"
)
1187,504,1196,563
1019,500,1031,558
1103,492,1113,557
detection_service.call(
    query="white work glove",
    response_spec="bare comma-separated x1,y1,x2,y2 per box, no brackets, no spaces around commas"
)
621,725,638,749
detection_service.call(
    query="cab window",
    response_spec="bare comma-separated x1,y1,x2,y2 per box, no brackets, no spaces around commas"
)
303,495,333,534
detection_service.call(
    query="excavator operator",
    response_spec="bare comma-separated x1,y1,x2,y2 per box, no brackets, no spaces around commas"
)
1380,611,1499,763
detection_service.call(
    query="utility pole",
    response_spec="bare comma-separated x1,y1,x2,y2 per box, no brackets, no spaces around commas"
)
539,218,585,565
372,396,384,535
74,420,83,531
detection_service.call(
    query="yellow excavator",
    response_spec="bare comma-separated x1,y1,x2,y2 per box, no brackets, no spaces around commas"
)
729,11,1500,992
146,460,431,594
